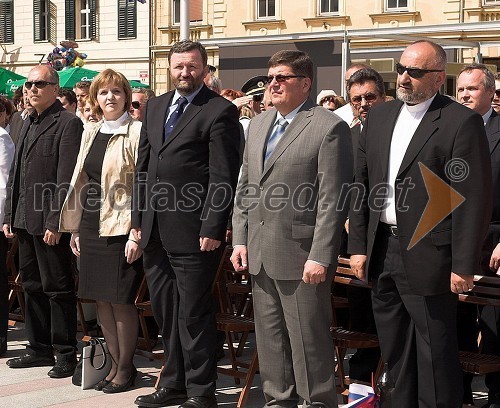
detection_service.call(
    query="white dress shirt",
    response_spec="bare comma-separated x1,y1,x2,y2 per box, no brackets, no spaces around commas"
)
380,94,436,226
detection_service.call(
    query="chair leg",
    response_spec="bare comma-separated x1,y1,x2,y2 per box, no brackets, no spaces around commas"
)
225,330,241,385
77,300,88,337
237,349,259,408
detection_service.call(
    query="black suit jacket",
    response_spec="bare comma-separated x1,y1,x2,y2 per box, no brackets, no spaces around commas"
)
8,111,24,146
481,111,500,270
4,100,83,235
132,85,241,252
349,94,492,296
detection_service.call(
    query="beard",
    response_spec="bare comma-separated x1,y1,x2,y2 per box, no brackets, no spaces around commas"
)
396,85,436,105
173,77,202,95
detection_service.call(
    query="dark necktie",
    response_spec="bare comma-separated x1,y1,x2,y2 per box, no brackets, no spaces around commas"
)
264,118,288,163
163,96,188,141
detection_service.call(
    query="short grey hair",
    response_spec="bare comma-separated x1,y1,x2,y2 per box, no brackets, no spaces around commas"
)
132,88,155,102
459,63,496,92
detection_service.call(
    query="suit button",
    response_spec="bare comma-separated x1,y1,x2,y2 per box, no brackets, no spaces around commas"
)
159,155,163,160
156,177,160,182
260,221,264,225
259,186,263,191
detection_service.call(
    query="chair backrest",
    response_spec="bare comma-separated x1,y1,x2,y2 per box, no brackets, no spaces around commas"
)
335,256,372,289
459,275,500,307
212,245,235,313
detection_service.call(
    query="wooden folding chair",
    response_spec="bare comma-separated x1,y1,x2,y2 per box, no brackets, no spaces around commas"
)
213,245,259,408
458,274,500,376
332,257,383,400
7,237,24,322
134,274,163,361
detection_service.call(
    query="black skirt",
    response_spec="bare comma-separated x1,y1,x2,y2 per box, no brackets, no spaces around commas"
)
77,131,142,304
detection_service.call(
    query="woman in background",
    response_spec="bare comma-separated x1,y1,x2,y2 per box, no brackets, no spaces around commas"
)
60,69,142,393
0,96,15,356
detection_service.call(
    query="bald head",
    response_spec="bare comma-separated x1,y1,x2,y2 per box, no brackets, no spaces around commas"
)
27,65,60,114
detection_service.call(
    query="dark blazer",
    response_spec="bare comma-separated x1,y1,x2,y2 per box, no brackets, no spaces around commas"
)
8,111,24,146
349,94,492,296
481,110,500,269
132,85,241,252
4,100,83,235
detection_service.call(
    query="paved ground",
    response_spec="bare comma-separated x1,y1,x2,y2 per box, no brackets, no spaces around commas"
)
0,322,490,407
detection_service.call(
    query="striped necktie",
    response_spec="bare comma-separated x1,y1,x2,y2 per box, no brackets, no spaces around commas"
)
163,96,188,141
265,118,288,163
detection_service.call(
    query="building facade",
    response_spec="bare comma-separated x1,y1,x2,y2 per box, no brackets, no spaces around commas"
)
0,0,149,83
151,0,500,95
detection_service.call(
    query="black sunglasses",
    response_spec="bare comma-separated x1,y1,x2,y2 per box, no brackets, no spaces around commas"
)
25,81,57,90
395,62,444,79
495,90,500,97
266,75,305,84
350,93,378,105
131,101,143,109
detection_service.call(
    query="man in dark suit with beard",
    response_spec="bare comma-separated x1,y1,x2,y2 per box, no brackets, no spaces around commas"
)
132,40,241,408
3,64,82,378
349,40,492,407
457,63,500,408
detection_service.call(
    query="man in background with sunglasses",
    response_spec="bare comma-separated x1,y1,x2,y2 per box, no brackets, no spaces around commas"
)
129,88,155,122
231,50,352,407
492,73,500,114
457,63,500,408
3,64,83,378
349,40,492,407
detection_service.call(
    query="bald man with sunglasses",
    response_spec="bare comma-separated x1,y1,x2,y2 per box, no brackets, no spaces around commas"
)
348,40,492,407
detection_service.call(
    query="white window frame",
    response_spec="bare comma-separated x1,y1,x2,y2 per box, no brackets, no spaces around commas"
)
484,0,500,5
256,0,276,20
385,0,409,12
76,0,91,40
318,0,339,15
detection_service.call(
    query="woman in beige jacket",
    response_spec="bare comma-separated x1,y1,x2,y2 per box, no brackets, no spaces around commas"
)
60,69,143,393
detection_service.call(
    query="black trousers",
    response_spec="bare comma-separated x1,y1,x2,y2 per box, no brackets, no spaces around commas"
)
0,233,8,338
143,223,218,397
370,228,462,408
17,229,77,359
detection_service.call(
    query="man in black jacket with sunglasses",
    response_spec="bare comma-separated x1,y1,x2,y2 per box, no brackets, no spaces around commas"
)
349,40,492,407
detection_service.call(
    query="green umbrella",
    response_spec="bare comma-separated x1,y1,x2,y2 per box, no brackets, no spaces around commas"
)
0,67,25,97
4,78,26,98
58,67,99,89
129,80,149,89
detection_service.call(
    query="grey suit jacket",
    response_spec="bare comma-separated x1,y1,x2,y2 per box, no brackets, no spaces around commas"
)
232,99,353,280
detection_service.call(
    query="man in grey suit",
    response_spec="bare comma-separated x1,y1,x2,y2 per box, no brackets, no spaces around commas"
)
231,50,352,407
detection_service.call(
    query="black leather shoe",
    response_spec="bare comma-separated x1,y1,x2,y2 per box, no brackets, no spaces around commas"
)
93,378,111,391
179,396,218,408
47,359,78,378
134,387,188,407
102,368,137,394
6,354,55,368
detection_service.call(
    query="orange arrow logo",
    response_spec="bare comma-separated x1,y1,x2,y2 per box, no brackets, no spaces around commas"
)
407,162,465,250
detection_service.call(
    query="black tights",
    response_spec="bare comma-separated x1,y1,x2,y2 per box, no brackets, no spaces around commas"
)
96,301,138,384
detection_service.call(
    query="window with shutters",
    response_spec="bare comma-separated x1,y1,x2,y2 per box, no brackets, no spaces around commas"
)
385,0,408,11
34,0,50,42
172,0,203,25
65,0,97,41
0,0,14,44
118,0,136,39
319,0,338,14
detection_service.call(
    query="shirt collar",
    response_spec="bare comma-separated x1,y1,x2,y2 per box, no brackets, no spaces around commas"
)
275,100,308,125
172,84,204,105
482,107,493,126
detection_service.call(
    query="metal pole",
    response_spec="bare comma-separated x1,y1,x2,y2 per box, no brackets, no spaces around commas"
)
180,0,190,41
341,33,350,99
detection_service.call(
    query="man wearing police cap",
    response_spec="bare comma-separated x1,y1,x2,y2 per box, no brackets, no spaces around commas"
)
241,75,268,115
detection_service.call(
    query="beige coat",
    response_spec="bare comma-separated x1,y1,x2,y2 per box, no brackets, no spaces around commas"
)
59,117,142,236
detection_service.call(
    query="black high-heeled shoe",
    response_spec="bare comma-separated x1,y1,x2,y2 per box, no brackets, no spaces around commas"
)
102,367,137,394
93,378,111,391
